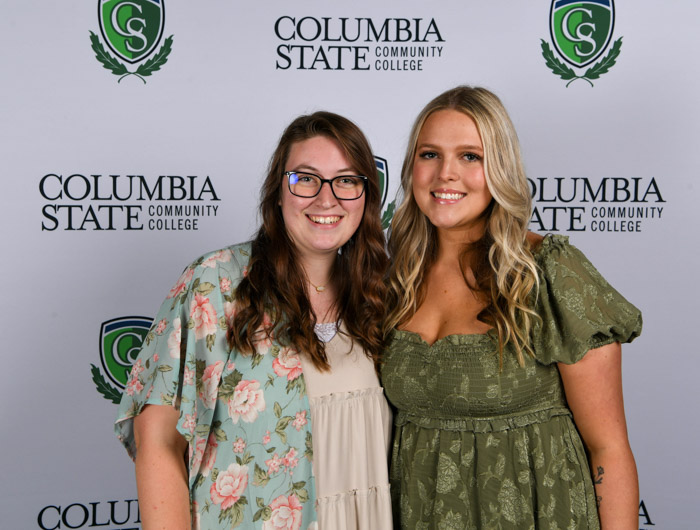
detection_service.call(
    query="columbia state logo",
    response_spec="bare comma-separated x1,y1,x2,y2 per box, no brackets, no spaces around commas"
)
91,316,153,403
541,0,622,87
375,156,395,230
89,0,173,83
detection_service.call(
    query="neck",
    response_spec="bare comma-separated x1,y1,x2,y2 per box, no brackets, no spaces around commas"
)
436,222,486,262
300,253,338,323
299,253,336,292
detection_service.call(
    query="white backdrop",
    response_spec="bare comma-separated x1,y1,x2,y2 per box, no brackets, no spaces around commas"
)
2,1,698,528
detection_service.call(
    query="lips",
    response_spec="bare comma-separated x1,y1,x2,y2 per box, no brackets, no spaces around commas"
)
307,215,342,225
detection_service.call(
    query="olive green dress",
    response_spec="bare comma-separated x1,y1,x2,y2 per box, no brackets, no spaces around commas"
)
381,235,642,529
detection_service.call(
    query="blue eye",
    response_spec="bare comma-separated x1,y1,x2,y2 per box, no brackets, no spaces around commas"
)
418,151,437,159
464,153,481,161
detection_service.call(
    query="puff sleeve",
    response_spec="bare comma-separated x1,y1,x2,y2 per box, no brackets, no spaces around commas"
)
114,245,247,472
532,235,642,365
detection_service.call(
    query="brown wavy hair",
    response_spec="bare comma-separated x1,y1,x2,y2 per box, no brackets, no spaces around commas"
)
228,111,388,370
385,86,540,367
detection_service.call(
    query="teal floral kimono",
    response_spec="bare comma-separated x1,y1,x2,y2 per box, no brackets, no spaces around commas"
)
115,243,317,529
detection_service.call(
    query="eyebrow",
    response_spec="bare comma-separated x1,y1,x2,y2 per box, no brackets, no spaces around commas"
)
417,143,484,152
292,164,357,174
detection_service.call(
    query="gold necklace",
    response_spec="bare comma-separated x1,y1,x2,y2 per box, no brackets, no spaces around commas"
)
309,280,326,293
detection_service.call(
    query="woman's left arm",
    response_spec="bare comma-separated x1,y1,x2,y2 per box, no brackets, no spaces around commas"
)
558,341,638,530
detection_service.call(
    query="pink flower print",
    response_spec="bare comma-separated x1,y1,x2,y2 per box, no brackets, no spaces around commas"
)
247,312,273,354
199,360,224,409
224,301,236,327
226,361,236,372
265,453,282,475
292,411,307,432
220,277,232,292
167,317,182,359
190,293,218,340
155,318,167,335
209,463,249,510
242,265,248,277
282,448,299,471
182,413,196,434
227,379,266,423
167,268,194,299
152,353,159,363
262,430,271,445
233,437,246,453
199,434,218,478
130,359,145,377
191,500,202,530
262,494,303,530
183,365,195,386
201,249,233,269
125,377,143,396
273,347,303,381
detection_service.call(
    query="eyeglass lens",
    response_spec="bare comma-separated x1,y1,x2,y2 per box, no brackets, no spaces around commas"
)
287,172,365,199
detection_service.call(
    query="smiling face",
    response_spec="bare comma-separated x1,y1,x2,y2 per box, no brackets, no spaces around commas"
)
280,135,365,264
412,109,493,242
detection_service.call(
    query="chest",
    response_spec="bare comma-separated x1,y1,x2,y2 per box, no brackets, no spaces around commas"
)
381,336,566,418
404,267,491,344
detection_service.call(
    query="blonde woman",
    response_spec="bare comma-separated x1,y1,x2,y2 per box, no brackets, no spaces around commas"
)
382,86,641,529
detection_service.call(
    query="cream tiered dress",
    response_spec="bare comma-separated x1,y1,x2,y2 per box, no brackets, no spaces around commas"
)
300,323,393,529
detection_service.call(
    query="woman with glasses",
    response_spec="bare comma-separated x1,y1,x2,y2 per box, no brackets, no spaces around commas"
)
382,86,641,529
116,112,393,529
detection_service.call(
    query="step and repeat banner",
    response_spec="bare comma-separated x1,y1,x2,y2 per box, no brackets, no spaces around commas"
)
2,1,697,528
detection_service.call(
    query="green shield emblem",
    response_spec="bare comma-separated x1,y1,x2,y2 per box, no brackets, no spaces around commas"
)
99,316,153,388
374,156,389,208
99,0,165,64
550,0,614,68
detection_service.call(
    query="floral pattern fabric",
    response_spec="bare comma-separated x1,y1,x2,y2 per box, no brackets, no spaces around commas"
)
381,235,642,529
116,242,317,529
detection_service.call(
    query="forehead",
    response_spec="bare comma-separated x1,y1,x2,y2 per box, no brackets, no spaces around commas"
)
418,109,482,146
286,135,351,169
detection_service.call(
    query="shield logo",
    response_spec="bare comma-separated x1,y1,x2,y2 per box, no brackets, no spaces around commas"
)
98,0,165,64
99,316,153,388
374,156,389,208
550,0,614,68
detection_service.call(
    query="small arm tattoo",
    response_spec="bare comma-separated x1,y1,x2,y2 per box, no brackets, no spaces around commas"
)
593,466,604,484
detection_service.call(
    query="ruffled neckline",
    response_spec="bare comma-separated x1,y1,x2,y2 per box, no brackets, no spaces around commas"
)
391,328,494,349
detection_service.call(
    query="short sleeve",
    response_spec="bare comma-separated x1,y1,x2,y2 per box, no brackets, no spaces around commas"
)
114,244,249,463
532,235,642,365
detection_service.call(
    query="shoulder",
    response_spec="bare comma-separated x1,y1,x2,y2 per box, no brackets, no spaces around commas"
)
184,242,252,282
529,233,581,265
526,231,545,251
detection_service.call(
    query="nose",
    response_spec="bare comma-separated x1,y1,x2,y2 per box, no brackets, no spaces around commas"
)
315,180,339,207
438,158,459,182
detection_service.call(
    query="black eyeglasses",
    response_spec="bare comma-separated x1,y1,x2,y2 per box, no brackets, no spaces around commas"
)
284,171,368,200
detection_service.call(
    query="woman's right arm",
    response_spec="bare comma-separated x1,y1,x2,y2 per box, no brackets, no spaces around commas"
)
134,404,191,530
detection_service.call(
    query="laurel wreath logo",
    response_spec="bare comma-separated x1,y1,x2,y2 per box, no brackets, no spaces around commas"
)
381,200,396,230
541,37,622,87
89,31,174,83
90,363,123,404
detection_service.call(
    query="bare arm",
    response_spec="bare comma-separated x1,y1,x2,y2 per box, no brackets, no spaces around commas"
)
558,342,638,529
134,404,191,530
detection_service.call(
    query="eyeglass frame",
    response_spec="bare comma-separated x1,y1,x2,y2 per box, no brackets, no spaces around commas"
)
283,171,368,201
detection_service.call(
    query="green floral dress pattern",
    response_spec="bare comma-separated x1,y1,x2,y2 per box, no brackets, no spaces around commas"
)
115,243,317,530
381,235,642,529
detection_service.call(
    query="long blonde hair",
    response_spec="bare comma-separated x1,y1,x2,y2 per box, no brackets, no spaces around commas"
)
385,86,539,366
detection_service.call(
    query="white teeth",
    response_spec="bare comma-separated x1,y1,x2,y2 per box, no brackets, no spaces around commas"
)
308,215,341,224
432,192,465,200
